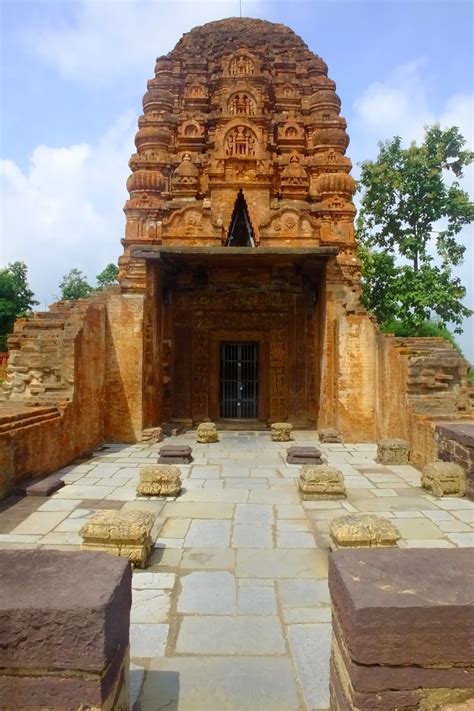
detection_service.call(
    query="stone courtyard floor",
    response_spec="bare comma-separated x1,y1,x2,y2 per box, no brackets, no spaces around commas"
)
1,431,473,711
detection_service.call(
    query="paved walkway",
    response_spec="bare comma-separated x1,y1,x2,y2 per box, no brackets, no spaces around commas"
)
1,431,473,710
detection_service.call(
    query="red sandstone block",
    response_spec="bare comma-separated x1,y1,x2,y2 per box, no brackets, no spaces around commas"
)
0,550,131,671
328,548,474,666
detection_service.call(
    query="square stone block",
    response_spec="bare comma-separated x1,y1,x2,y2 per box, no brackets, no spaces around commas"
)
422,461,466,497
287,446,324,465
137,465,182,496
376,438,410,465
0,550,131,709
196,422,219,443
80,509,156,568
328,548,474,666
329,513,400,549
318,427,343,443
271,422,293,442
158,444,193,464
298,464,346,500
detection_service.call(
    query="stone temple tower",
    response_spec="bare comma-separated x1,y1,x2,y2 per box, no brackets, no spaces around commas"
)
117,18,368,433
2,18,469,488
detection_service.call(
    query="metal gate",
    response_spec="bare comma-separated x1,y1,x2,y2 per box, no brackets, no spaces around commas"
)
220,343,258,418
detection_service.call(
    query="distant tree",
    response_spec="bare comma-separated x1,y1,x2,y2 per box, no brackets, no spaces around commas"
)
59,269,93,300
96,263,119,288
0,261,38,350
357,125,474,334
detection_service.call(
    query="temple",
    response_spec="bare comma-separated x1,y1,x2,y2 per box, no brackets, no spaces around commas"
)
0,18,471,495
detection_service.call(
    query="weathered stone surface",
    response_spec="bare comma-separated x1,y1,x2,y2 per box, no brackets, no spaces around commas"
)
330,513,400,549
158,444,193,464
141,426,162,443
137,465,181,496
197,422,219,443
271,422,293,442
422,461,466,497
319,427,343,443
0,549,131,709
287,445,324,465
15,470,65,496
376,438,410,465
328,548,474,666
80,509,156,567
299,463,346,500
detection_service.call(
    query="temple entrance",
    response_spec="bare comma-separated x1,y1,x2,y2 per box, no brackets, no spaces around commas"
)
220,342,258,418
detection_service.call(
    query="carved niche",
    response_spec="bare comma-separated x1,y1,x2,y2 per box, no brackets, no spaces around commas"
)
228,92,257,117
228,54,255,76
225,126,258,158
162,206,222,241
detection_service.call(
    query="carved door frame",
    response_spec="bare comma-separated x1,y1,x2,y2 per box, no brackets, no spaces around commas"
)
209,330,269,422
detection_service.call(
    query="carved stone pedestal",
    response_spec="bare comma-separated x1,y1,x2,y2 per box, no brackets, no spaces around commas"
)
158,445,193,464
330,513,400,550
137,465,182,496
318,428,342,444
271,422,293,442
287,445,324,465
422,461,466,497
80,509,156,568
376,438,410,465
197,422,219,443
298,464,346,500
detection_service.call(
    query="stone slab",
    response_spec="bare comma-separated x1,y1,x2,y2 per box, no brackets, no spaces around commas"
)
288,623,331,710
15,471,65,497
0,550,131,671
328,548,474,665
140,657,300,711
176,615,286,655
236,548,328,578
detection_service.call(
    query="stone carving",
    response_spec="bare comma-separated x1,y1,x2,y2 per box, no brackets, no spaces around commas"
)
421,461,466,497
225,126,257,157
298,463,346,500
271,422,293,442
229,93,256,116
318,427,342,443
80,510,156,567
376,438,410,465
330,513,401,549
196,421,219,443
141,427,162,444
137,465,182,496
229,55,255,75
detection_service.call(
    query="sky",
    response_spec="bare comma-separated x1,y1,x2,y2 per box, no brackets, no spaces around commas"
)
0,0,473,359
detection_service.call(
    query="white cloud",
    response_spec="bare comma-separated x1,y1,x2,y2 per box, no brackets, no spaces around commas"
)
0,112,136,306
352,61,474,362
24,0,260,85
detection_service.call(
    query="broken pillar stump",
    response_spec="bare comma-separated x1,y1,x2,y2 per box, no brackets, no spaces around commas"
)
376,437,410,465
196,422,219,443
271,422,293,442
137,465,182,497
80,509,155,568
328,548,474,710
318,427,343,444
422,461,466,497
298,464,346,501
287,445,324,465
141,426,162,444
0,550,131,710
330,513,400,550
158,444,193,464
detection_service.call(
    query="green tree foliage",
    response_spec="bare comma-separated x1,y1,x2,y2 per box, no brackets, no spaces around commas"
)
59,269,93,300
357,125,474,334
0,261,38,350
96,263,119,288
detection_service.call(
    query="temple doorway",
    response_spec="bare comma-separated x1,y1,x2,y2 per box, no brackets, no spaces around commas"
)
220,342,259,418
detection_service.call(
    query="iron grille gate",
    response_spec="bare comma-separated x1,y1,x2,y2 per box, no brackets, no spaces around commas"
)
220,343,258,418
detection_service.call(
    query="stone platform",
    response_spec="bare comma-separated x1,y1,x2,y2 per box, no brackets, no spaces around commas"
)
0,431,472,710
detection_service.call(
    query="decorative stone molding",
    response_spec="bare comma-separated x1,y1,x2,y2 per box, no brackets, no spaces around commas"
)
80,510,156,568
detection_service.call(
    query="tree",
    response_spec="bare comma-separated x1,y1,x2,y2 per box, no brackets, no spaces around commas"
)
0,261,38,350
59,269,93,300
96,263,119,288
357,125,474,334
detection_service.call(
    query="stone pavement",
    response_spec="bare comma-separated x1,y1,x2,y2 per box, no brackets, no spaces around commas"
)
1,431,473,711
